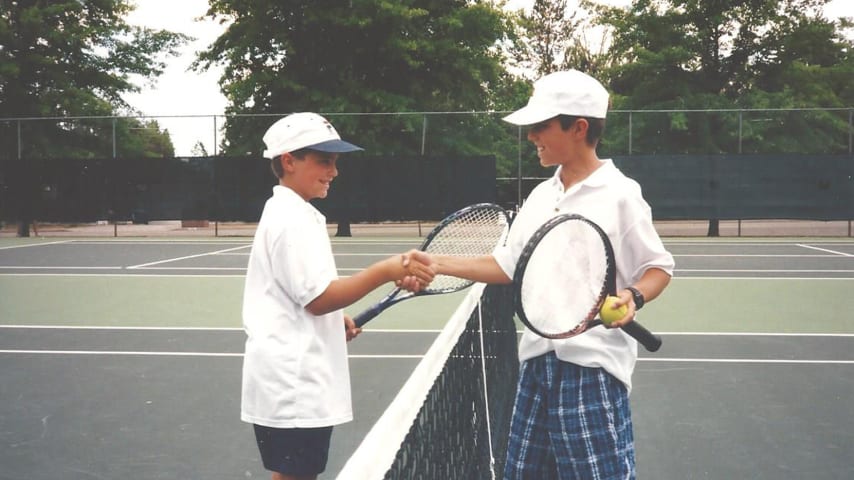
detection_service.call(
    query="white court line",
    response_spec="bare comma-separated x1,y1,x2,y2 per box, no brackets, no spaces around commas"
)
0,325,243,331
127,245,251,269
4,326,853,338
0,349,243,357
334,253,408,256
0,349,850,364
0,272,247,278
0,349,421,359
128,266,247,271
65,240,251,245
0,240,72,250
0,325,440,333
0,266,122,270
664,241,854,246
674,254,847,257
639,358,854,364
797,243,854,257
676,269,854,274
657,332,854,337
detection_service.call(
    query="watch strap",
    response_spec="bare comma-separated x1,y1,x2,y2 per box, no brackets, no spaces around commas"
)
627,286,645,310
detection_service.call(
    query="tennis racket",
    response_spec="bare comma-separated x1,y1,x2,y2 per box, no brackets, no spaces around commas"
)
513,213,662,352
353,203,511,328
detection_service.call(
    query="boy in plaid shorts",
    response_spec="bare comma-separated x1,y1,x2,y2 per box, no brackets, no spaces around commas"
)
407,70,674,478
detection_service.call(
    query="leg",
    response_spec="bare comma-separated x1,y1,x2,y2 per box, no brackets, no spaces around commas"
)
549,363,635,480
254,425,333,480
271,472,315,480
504,355,558,480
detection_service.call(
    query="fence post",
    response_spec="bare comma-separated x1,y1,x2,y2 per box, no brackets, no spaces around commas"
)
112,118,118,237
517,125,523,208
420,114,427,156
14,119,28,237
16,119,21,160
628,111,633,155
738,110,743,154
849,108,852,155
213,115,219,236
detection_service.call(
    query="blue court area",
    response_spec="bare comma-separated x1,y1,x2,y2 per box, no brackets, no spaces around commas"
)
1,236,853,479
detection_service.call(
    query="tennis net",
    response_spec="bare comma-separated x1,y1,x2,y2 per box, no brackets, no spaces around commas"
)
336,283,519,479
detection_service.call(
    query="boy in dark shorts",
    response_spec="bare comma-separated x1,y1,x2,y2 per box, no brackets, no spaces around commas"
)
242,112,433,480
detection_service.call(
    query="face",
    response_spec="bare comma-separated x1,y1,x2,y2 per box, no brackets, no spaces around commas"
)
281,151,339,201
526,117,580,168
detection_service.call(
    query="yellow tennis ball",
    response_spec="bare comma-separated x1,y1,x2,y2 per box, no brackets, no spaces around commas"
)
599,296,628,325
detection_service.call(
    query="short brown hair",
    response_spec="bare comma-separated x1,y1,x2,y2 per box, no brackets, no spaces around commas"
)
270,148,311,178
557,115,606,146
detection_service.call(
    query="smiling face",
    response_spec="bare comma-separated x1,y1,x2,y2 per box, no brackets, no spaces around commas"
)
279,150,339,201
526,116,595,169
527,117,574,168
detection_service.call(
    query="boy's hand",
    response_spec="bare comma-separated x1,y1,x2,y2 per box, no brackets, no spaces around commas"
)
396,250,436,292
344,314,361,341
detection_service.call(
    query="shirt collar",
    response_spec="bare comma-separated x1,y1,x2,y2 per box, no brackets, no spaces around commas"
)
273,185,325,221
550,159,616,192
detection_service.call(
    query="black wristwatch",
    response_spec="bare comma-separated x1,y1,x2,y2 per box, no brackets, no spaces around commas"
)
626,286,645,310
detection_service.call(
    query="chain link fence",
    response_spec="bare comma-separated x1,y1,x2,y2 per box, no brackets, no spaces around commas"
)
1,108,852,236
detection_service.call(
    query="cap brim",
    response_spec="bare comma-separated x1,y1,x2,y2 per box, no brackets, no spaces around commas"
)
502,106,559,126
306,139,364,153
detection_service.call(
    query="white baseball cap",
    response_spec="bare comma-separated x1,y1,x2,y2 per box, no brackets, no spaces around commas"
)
502,70,610,125
262,112,363,158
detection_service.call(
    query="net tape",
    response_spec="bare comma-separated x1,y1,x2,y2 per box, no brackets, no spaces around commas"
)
336,283,518,479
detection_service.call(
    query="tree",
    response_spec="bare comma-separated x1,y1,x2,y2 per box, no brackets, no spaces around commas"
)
592,0,854,156
0,0,188,154
508,0,579,78
0,0,187,235
591,0,854,235
502,0,625,187
194,0,514,160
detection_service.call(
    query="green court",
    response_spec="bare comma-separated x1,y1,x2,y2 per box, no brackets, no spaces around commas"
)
1,236,853,479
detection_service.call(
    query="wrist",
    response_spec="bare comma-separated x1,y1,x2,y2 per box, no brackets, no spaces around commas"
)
385,255,405,281
626,286,645,310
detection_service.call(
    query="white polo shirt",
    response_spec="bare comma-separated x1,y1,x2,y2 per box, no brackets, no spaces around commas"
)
493,160,674,391
241,185,353,428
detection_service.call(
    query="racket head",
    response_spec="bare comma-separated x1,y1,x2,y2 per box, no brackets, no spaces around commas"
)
418,203,511,294
513,214,615,339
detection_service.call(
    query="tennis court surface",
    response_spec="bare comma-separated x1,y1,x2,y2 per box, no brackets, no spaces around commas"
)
1,236,853,479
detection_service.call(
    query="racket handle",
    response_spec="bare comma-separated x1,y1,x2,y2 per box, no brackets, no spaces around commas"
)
353,304,385,328
622,321,663,352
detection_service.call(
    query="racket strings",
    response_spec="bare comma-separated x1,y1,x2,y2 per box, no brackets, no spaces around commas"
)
519,219,609,337
423,207,509,292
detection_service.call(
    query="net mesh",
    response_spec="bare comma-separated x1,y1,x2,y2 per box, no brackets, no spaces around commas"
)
336,284,518,479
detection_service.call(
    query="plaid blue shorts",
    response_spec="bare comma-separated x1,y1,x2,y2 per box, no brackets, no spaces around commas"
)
503,352,635,480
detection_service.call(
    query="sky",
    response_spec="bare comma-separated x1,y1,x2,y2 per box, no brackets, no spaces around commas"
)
124,0,227,156
124,0,853,157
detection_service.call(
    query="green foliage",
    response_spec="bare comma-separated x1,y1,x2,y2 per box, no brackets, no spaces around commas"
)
195,0,514,160
0,0,186,159
594,0,854,155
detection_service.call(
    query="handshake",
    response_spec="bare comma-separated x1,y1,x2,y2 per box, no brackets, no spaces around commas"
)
394,250,436,292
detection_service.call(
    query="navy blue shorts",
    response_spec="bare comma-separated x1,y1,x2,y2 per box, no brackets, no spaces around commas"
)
253,424,333,476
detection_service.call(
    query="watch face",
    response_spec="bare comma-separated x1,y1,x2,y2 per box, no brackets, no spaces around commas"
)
629,288,644,309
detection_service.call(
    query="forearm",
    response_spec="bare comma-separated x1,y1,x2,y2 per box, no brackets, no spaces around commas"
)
628,267,671,303
306,256,400,315
432,254,512,285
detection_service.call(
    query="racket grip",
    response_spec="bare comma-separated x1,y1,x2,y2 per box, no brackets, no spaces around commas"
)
622,321,663,352
353,304,385,328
